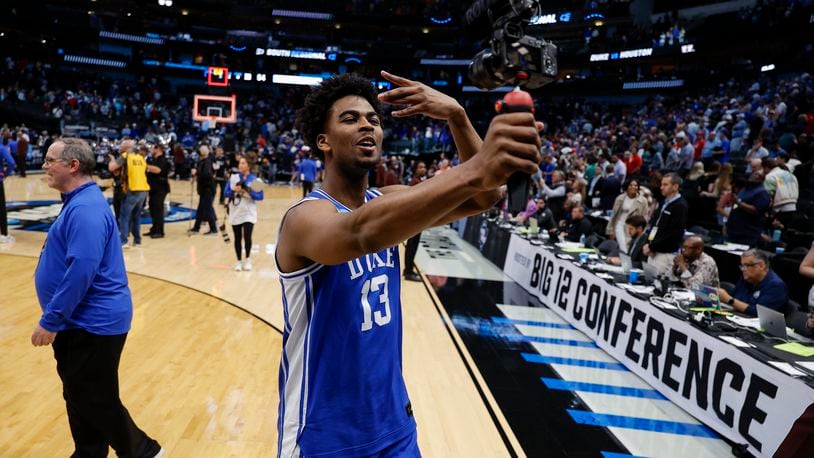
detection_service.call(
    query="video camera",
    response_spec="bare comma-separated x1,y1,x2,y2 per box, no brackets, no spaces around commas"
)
465,0,558,90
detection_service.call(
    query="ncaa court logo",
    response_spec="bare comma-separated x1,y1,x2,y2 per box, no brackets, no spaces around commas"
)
6,200,195,232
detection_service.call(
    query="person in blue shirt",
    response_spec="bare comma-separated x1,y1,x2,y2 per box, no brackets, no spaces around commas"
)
0,140,16,243
725,173,771,247
33,138,162,458
718,249,789,317
297,151,318,197
274,72,541,457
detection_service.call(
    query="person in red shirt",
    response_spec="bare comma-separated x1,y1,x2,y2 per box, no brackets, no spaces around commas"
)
623,150,642,177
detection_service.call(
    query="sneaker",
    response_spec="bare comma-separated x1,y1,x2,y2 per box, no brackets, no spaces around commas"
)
233,261,243,272
0,235,15,244
204,230,219,236
150,233,165,239
153,448,164,458
187,228,200,235
122,242,132,250
404,272,421,282
242,258,252,271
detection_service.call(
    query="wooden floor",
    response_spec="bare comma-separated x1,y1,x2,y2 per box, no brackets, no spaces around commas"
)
0,175,516,457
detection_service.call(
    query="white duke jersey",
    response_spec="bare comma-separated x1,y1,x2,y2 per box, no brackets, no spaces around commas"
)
276,188,416,457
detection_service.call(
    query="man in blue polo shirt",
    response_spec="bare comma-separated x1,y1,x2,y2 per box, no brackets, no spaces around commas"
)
298,150,318,197
717,249,788,317
33,138,162,458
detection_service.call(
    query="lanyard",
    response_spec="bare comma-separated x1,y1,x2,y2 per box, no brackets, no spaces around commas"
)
654,194,681,228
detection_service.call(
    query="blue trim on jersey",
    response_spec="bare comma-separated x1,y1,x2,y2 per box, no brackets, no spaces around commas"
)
314,189,351,212
298,276,314,439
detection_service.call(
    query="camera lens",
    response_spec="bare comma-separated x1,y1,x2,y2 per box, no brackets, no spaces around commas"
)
467,49,504,90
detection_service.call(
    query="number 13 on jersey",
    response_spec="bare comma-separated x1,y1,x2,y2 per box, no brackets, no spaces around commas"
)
360,274,391,331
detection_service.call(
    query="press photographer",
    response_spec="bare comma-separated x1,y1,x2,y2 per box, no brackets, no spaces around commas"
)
224,153,264,272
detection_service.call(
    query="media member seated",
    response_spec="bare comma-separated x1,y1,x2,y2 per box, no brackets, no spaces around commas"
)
671,236,720,289
607,214,648,269
717,249,789,317
560,206,592,243
533,197,558,235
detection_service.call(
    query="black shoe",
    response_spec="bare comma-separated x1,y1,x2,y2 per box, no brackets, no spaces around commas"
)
150,233,165,239
404,272,421,282
204,230,219,236
143,231,156,236
187,228,200,234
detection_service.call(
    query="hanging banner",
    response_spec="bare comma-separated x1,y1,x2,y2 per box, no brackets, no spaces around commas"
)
503,234,814,457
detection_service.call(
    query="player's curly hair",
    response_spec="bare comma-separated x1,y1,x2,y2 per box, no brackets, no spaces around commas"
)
296,73,382,158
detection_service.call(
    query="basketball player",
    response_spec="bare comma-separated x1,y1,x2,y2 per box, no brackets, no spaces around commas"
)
274,71,542,456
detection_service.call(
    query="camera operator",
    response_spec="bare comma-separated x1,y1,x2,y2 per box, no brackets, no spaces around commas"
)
213,146,228,206
224,154,264,271
108,139,134,220
145,144,171,239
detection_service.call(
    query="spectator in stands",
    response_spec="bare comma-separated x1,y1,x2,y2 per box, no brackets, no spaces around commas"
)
188,145,218,235
539,170,566,221
607,179,649,253
778,152,801,173
745,137,769,172
762,158,799,229
560,205,592,243
676,132,695,173
0,138,16,243
671,236,719,289
622,150,641,176
612,153,627,183
725,172,771,247
145,144,171,239
607,214,648,269
593,164,622,211
643,173,688,275
109,143,150,248
718,249,788,317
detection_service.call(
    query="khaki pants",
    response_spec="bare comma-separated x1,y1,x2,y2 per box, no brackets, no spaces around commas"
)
646,252,675,277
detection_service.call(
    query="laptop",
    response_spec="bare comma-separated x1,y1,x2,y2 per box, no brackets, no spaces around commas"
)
692,285,720,309
757,305,787,339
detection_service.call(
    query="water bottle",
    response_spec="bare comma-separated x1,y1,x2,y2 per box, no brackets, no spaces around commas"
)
772,229,781,242
580,233,586,246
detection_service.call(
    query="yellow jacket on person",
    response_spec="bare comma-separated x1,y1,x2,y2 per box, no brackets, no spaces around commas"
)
122,152,150,192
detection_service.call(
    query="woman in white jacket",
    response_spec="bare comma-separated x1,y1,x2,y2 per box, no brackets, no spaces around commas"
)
607,179,649,253
224,155,264,271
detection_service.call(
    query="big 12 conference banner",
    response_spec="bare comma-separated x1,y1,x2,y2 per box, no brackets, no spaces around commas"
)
503,234,814,457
